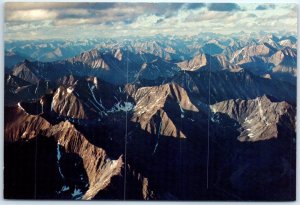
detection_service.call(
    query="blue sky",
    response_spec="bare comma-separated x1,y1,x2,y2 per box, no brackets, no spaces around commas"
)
4,3,297,40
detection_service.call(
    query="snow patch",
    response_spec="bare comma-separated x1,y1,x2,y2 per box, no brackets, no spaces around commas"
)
247,128,255,138
88,83,106,114
178,101,185,118
231,47,245,62
57,144,61,160
67,87,74,94
110,160,118,168
56,143,64,179
257,99,267,123
245,117,253,123
17,102,28,114
17,102,24,111
61,185,70,192
93,77,97,86
21,131,28,138
248,133,254,138
71,188,83,199
108,101,134,113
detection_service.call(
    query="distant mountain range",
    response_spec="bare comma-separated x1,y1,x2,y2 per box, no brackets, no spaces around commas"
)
6,32,297,84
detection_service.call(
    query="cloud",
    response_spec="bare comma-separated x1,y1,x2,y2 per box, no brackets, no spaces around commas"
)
51,5,143,26
142,3,184,18
6,9,58,22
247,13,257,18
156,18,164,24
184,10,229,22
207,3,241,12
256,5,268,10
255,4,276,10
183,3,205,10
72,3,116,10
131,14,162,28
123,19,135,25
5,2,116,11
4,3,297,40
56,9,93,19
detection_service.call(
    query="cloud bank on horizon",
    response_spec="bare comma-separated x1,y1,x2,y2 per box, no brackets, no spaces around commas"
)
4,2,297,40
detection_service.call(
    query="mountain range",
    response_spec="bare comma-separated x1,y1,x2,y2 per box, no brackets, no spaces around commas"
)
4,32,297,200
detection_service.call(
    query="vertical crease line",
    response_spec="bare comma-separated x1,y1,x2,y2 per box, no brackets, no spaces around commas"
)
34,58,39,199
124,49,128,200
206,45,212,189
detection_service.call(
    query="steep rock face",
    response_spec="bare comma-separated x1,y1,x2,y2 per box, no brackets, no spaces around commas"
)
258,35,280,49
177,53,208,71
44,121,123,200
6,74,33,90
137,58,180,81
4,106,123,200
272,65,296,74
56,75,78,86
69,49,110,70
5,75,39,106
269,48,297,84
215,55,242,71
236,56,270,75
210,95,295,141
113,48,123,61
4,106,50,143
173,70,296,105
52,86,88,119
73,48,180,82
269,47,297,67
231,43,276,63
124,164,156,200
130,83,199,138
278,39,296,48
12,62,40,84
231,44,296,84
230,44,273,75
177,53,241,72
11,49,180,85
134,41,165,57
11,60,75,84
132,41,184,61
51,77,129,119
92,163,157,200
